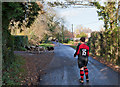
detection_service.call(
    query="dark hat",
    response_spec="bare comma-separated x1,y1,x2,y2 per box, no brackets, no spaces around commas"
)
80,37,85,42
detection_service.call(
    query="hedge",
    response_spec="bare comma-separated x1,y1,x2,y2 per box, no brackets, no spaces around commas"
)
2,29,14,69
13,35,28,50
88,28,119,65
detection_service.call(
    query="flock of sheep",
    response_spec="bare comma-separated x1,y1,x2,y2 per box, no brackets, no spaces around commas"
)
24,45,54,54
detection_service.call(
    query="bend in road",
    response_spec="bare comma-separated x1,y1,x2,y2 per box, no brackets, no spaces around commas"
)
40,42,120,85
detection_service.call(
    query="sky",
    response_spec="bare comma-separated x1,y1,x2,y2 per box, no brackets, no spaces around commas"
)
44,0,105,32
53,6,104,32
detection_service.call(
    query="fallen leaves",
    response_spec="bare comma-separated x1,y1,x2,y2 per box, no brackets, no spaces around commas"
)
16,51,54,85
91,55,120,73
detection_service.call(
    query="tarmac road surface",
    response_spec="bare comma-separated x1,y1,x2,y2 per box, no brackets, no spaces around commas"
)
40,42,120,85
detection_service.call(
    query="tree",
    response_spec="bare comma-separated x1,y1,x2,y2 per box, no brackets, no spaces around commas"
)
92,1,119,30
64,29,73,39
76,32,87,38
74,25,92,38
90,1,120,65
8,2,67,44
47,0,93,8
2,2,41,68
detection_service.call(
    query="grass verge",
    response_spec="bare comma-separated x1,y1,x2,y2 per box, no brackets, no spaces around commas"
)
39,43,53,49
2,54,26,85
14,47,27,51
70,45,77,49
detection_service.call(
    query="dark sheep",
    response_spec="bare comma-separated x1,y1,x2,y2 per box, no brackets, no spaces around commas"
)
47,47,54,51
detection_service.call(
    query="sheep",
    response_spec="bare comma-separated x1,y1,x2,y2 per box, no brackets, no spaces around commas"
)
47,47,54,53
24,45,47,54
30,46,36,51
37,46,46,54
24,45,32,52
24,45,31,50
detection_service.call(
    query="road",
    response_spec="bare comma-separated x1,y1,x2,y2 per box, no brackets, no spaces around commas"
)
40,42,120,85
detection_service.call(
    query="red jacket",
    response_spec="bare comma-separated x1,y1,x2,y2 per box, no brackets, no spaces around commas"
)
74,43,89,57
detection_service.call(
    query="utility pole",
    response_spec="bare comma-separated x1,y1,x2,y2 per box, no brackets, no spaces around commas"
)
62,25,64,43
72,24,74,40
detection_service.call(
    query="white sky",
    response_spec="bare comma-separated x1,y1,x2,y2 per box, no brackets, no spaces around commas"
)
53,6,104,32
44,0,105,32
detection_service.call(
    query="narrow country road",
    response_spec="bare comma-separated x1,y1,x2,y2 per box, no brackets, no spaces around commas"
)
40,42,120,85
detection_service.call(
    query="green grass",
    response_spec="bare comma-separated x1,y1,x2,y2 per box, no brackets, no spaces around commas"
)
70,45,77,49
63,41,74,45
46,41,53,44
41,41,53,44
14,47,27,51
39,43,53,49
68,41,74,44
2,54,26,85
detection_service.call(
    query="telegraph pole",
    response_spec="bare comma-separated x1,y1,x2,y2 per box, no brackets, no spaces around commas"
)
62,25,64,43
72,24,74,40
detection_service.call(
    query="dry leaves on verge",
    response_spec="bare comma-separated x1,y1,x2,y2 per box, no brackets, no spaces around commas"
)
91,55,120,73
15,51,54,85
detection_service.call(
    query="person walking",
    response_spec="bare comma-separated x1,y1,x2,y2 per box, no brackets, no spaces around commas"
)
74,37,89,83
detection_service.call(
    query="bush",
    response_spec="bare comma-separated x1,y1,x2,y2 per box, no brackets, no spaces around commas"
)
2,55,26,85
68,40,74,44
88,28,119,65
63,38,71,43
15,47,27,51
13,35,28,50
76,32,87,38
2,29,14,69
